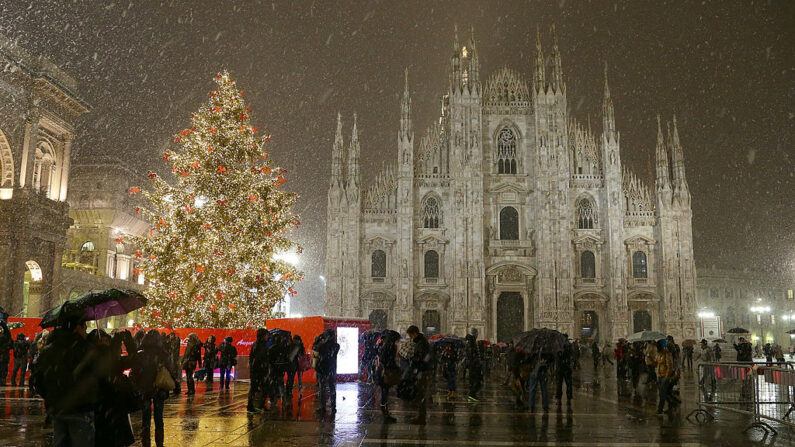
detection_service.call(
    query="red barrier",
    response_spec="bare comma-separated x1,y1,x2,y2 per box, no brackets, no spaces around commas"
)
2,316,370,384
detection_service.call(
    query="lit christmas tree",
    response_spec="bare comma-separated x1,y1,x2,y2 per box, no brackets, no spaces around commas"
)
131,71,302,329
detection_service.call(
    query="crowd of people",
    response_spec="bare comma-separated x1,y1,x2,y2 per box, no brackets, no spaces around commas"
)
4,311,795,443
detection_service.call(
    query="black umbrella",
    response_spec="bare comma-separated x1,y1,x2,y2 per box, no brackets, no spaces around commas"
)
513,328,568,355
727,327,750,334
435,337,464,347
41,289,147,329
785,329,795,335
359,328,379,343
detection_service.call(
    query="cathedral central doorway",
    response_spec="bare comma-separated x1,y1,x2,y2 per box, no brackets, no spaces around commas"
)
579,311,599,340
422,310,441,337
633,310,652,333
497,292,523,343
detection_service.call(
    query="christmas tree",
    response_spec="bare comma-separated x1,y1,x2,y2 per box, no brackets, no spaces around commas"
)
131,71,302,329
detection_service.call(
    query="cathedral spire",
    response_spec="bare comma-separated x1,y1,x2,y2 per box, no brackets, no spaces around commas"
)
347,113,360,190
534,25,546,91
468,25,480,84
399,68,412,142
550,25,564,93
331,112,344,184
602,62,616,142
670,114,689,193
655,114,671,192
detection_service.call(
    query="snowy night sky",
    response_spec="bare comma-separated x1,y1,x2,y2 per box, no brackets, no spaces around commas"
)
1,1,792,316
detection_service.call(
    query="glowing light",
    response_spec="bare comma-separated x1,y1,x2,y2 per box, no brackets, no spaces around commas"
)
752,335,760,341
698,311,715,319
25,261,42,282
274,252,299,266
127,319,135,327
462,46,468,58
336,327,359,375
750,306,771,313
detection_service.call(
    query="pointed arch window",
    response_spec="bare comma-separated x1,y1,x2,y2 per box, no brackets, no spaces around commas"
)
422,196,441,228
580,251,596,279
632,251,648,279
424,250,439,278
371,250,386,278
576,198,597,229
499,206,519,240
497,128,517,174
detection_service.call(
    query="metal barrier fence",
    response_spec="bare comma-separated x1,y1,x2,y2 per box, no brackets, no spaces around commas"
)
688,362,795,437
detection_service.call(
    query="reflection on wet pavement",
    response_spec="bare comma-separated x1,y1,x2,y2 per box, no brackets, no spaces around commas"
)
1,363,792,446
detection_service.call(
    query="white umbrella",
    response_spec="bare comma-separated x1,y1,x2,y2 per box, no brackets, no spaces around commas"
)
627,330,667,343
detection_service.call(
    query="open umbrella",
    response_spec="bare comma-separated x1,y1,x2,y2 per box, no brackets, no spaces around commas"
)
682,339,697,348
710,338,728,343
727,327,750,334
494,342,508,348
513,328,568,355
359,329,379,343
626,331,667,343
7,322,25,330
429,333,444,341
435,337,464,347
269,328,291,337
41,289,147,329
786,330,795,335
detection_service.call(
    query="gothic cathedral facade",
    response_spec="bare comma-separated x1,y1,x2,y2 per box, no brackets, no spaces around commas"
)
324,29,698,343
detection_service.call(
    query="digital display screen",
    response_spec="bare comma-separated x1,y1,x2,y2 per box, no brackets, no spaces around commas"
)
336,327,359,375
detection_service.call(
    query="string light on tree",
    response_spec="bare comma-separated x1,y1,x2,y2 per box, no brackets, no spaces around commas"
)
131,71,302,329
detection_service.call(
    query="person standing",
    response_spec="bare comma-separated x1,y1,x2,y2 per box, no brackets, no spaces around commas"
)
591,341,600,371
203,335,219,387
695,339,716,393
627,343,645,395
218,336,238,390
314,329,340,414
166,333,181,394
131,330,170,447
0,321,11,386
376,330,400,423
182,333,202,395
10,333,30,387
406,325,431,424
647,339,676,416
285,334,305,400
763,343,773,365
35,308,99,447
247,329,270,412
774,344,785,363
734,337,753,362
713,342,722,362
556,338,574,406
465,333,483,402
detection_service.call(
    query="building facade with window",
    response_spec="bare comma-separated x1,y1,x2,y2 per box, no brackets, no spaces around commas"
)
59,157,147,327
0,35,90,318
696,267,795,346
325,29,698,342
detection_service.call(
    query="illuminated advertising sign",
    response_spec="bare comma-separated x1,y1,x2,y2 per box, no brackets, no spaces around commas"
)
336,327,359,375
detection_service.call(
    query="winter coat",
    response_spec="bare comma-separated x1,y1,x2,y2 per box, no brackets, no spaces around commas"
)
219,342,238,368
203,341,219,369
314,331,340,376
131,342,168,398
647,350,674,378
94,343,135,447
182,342,202,370
35,328,99,415
249,330,270,379
12,339,30,363
734,342,753,362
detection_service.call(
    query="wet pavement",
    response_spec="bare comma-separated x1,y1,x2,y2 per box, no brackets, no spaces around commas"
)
1,362,792,446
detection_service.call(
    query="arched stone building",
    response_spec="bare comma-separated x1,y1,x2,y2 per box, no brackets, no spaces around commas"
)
325,28,698,342
0,34,89,317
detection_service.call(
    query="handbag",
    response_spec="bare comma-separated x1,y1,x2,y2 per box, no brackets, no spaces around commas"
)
155,365,175,391
112,374,143,413
298,352,312,372
383,367,401,386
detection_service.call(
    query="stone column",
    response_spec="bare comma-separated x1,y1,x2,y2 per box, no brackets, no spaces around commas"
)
58,136,73,202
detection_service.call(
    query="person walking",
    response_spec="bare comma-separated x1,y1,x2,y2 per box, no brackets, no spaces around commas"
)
248,329,270,412
91,329,136,447
131,330,170,447
527,353,552,412
682,344,694,371
774,344,785,363
465,333,483,402
218,336,238,390
166,333,181,394
27,330,48,394
376,330,400,423
647,339,677,416
182,333,202,395
763,343,773,365
35,308,99,447
591,341,600,371
627,343,645,395
556,338,574,407
203,335,219,387
10,333,30,387
440,341,459,400
313,329,340,414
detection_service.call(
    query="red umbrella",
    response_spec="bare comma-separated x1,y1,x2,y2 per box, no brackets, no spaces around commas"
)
429,334,444,341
